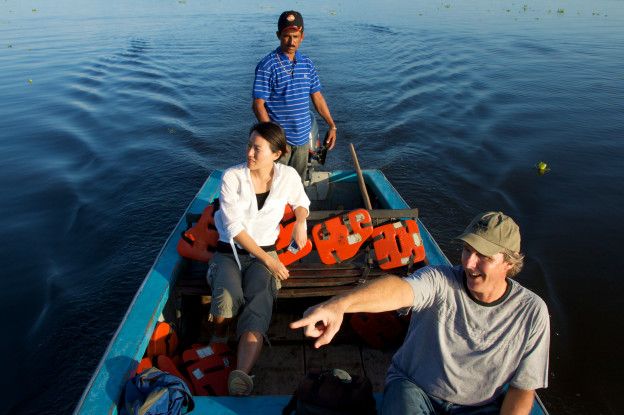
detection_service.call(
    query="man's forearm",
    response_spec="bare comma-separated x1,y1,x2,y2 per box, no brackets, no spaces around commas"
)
501,387,535,415
290,274,413,348
310,92,335,128
332,275,414,314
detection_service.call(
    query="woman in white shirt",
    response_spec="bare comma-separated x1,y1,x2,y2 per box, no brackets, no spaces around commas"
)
209,122,310,395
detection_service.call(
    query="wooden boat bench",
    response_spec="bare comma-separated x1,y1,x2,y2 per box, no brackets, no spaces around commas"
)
173,208,419,299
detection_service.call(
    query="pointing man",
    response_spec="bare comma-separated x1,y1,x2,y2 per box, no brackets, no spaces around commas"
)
291,212,550,415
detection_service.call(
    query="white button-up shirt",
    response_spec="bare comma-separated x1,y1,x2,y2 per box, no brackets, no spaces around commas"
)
214,162,310,246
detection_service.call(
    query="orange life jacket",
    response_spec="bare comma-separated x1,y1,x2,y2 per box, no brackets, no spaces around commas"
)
183,343,236,396
312,209,374,264
134,356,156,376
178,201,310,266
371,219,425,270
146,322,179,358
182,343,231,364
177,202,220,262
275,204,313,265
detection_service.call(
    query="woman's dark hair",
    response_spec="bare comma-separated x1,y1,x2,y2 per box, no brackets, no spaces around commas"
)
249,122,287,156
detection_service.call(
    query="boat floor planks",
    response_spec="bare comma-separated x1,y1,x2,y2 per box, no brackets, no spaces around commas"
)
253,304,396,395
253,344,304,395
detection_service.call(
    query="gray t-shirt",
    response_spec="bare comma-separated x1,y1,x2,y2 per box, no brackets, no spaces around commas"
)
386,265,550,406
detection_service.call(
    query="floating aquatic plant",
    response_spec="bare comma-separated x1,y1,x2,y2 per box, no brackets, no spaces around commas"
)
557,8,565,14
522,4,528,12
32,8,37,12
27,79,33,84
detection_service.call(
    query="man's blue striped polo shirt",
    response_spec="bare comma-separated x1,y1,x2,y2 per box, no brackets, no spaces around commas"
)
253,47,322,146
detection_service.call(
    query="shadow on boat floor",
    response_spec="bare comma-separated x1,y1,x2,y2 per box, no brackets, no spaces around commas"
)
177,295,397,396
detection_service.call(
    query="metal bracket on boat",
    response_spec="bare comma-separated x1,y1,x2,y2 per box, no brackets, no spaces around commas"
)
358,251,376,285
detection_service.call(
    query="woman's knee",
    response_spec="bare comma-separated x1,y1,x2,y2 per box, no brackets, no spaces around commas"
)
208,253,245,317
211,286,244,318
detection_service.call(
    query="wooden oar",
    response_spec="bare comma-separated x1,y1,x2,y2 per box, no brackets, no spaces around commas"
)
349,143,375,279
349,143,373,211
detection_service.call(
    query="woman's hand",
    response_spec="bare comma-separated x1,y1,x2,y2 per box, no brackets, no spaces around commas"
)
265,256,290,281
292,220,308,251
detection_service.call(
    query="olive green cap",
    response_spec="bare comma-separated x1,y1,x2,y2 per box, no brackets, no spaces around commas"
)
456,211,521,256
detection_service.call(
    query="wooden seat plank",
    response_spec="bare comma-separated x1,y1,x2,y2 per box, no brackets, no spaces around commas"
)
307,208,418,221
278,285,357,298
282,277,362,287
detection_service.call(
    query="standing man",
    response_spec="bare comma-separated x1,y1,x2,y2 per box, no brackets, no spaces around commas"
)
291,212,550,415
253,11,337,179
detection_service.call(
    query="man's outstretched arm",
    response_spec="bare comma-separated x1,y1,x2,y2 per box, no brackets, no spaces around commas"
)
290,275,413,348
501,387,535,415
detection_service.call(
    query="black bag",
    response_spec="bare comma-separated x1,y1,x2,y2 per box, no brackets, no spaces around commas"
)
283,368,377,415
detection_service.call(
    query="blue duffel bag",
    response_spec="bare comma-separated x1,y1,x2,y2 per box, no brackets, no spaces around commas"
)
121,367,195,415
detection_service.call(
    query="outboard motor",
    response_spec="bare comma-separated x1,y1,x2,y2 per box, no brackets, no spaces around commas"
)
308,113,328,166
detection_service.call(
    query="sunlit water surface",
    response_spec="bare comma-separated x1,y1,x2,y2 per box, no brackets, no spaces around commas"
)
1,1,623,414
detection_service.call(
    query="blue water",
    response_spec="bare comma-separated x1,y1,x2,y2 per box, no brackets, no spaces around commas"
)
1,0,623,413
